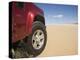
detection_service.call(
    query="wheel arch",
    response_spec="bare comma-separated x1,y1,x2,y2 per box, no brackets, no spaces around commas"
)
33,15,45,25
27,14,45,36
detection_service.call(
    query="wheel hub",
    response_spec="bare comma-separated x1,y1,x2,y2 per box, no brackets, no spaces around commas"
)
32,30,44,50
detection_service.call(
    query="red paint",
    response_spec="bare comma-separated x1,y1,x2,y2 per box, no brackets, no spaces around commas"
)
11,1,44,43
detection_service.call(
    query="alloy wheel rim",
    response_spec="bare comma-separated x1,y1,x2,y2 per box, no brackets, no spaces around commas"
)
32,30,44,50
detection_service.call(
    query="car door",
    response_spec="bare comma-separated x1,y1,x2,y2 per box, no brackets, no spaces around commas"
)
12,2,26,41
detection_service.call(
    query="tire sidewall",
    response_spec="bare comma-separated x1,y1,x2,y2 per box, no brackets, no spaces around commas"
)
27,21,47,57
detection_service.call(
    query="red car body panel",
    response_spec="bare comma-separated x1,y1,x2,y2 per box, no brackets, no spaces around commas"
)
11,2,44,43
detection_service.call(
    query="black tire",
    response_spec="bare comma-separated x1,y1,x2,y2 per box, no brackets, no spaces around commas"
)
26,21,47,57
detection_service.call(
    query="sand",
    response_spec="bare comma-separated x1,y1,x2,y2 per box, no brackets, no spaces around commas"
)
39,24,78,57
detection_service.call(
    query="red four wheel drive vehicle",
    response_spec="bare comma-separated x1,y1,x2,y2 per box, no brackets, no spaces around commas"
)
9,1,47,58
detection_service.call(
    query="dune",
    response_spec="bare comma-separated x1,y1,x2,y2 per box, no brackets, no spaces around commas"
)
39,24,78,57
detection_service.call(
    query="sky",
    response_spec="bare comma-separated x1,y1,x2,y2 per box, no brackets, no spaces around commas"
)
35,3,78,25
